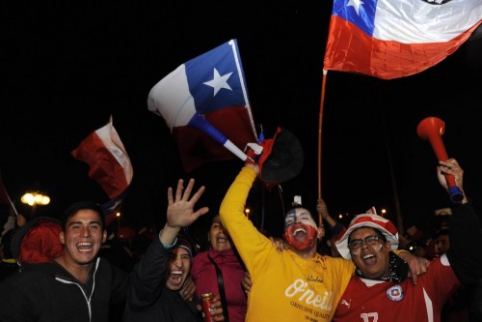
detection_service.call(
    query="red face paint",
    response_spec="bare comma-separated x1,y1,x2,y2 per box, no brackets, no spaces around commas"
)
284,223,317,251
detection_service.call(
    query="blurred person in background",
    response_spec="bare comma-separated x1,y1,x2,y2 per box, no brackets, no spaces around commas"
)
0,228,18,281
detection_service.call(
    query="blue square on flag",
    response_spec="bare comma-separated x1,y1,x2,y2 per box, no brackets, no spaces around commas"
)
185,43,247,114
332,0,376,36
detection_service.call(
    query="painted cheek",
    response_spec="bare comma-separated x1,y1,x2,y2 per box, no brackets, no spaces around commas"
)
284,228,295,244
350,248,361,257
284,222,294,229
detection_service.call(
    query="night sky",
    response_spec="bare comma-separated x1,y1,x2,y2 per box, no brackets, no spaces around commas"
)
2,2,482,242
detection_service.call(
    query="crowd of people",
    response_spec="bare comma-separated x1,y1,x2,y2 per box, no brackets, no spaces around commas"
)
0,152,481,321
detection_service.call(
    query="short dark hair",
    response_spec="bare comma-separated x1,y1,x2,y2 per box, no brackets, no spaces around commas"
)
62,201,106,231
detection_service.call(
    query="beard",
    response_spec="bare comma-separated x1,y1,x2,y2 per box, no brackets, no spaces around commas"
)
284,223,317,251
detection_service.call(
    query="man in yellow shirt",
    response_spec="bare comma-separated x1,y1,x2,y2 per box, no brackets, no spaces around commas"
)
219,161,354,322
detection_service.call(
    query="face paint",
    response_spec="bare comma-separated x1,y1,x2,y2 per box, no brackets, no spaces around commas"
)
284,208,318,251
284,224,317,251
284,209,297,228
284,208,317,228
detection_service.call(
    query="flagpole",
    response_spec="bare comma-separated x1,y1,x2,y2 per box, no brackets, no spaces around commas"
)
6,194,19,217
377,86,404,237
317,70,328,224
0,170,19,217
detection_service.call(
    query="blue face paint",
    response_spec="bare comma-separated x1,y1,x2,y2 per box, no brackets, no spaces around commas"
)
284,209,297,228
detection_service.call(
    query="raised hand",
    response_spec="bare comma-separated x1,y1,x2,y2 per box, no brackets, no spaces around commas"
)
160,178,209,245
166,178,209,229
437,159,467,203
316,199,329,219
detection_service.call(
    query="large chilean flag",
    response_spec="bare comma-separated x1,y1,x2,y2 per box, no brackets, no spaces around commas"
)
148,39,258,173
324,0,482,79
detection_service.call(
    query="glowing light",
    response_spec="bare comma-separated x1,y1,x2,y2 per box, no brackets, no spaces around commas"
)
21,192,50,206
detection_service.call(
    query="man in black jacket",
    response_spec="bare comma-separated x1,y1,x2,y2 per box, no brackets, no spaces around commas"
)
0,201,130,322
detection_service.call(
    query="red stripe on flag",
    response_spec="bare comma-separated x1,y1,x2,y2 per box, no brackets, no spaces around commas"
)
324,16,482,79
71,132,128,199
173,106,257,172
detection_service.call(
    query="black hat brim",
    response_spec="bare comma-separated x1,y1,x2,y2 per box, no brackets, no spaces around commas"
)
260,128,304,183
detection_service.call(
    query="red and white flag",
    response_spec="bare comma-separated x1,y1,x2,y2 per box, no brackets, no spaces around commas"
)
71,116,133,224
324,0,482,79
148,39,258,173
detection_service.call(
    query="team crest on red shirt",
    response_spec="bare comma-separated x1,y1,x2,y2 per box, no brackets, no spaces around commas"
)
386,285,404,301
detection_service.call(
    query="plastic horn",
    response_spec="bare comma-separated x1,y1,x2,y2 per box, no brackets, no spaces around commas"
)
416,117,463,203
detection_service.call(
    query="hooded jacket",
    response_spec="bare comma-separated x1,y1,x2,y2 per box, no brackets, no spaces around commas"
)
123,237,201,322
0,257,129,322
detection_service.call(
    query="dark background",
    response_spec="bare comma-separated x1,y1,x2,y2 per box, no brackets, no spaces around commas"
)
1,2,481,242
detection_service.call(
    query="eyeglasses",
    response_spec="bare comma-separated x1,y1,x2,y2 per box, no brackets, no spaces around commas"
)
348,235,382,251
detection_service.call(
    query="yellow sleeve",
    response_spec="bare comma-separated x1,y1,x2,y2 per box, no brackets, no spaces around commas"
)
219,166,274,275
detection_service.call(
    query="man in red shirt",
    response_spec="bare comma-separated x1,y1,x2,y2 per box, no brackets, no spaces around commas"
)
333,159,482,322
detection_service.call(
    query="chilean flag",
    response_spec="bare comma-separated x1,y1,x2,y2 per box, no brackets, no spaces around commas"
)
324,0,482,79
148,39,258,173
71,116,133,225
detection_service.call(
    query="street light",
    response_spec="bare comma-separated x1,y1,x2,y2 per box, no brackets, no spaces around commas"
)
21,192,50,217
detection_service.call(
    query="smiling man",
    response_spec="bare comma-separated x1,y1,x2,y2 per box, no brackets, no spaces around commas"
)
0,201,131,322
332,159,482,322
284,207,321,253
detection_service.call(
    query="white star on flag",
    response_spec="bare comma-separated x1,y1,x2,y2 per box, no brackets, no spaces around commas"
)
347,0,364,15
203,68,233,96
